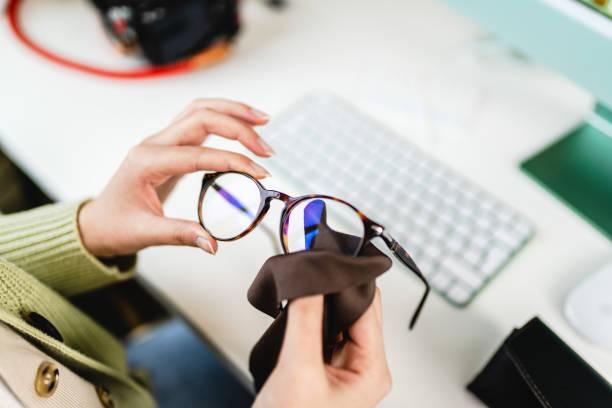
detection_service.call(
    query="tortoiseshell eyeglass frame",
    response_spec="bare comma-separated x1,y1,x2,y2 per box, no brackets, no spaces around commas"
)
198,171,430,329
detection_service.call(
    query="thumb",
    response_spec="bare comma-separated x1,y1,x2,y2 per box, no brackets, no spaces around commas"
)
148,217,218,254
280,295,325,368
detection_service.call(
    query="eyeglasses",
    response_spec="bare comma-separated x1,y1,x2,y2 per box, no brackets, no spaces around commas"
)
197,171,430,329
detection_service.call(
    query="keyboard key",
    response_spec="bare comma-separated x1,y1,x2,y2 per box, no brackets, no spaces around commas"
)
408,232,426,248
440,257,484,289
455,221,473,237
443,193,458,207
460,206,475,219
462,247,483,266
408,189,422,203
423,243,443,259
515,220,533,236
447,285,472,304
439,209,455,225
414,215,430,229
463,189,478,201
431,271,452,291
427,182,442,196
422,200,439,216
476,217,493,231
492,228,524,250
429,221,447,240
417,258,436,278
470,232,490,249
481,247,511,277
446,234,465,253
496,209,515,223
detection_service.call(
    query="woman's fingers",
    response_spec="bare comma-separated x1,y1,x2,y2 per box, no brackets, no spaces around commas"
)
174,108,274,156
145,217,217,254
347,288,384,352
281,290,383,370
146,101,274,157
281,295,325,369
343,288,391,396
172,98,270,125
372,287,383,324
126,145,269,183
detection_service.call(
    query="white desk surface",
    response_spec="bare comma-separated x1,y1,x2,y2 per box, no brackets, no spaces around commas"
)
1,0,611,406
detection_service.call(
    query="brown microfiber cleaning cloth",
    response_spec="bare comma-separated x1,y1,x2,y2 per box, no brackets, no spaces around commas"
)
247,223,392,391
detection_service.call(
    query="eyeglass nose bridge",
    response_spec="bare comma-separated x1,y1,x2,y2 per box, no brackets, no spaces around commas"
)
262,190,294,204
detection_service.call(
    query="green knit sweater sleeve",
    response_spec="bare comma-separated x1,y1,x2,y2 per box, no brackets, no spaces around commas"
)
0,201,135,296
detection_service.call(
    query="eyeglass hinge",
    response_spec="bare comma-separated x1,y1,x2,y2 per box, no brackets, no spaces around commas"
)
371,225,384,234
373,227,398,250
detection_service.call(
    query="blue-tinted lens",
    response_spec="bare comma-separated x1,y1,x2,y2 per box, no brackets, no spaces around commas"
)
303,199,325,250
284,198,364,255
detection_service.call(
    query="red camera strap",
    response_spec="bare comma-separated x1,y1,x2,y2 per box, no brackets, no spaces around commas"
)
6,0,230,79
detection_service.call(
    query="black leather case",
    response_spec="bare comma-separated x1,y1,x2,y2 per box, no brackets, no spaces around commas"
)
467,317,612,408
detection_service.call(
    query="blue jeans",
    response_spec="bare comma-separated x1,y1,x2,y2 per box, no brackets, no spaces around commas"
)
126,318,254,407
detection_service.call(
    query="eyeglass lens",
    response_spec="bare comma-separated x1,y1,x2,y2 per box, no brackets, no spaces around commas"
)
200,172,262,240
284,198,364,255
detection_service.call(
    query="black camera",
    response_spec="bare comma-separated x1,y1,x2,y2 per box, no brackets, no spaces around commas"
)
92,0,239,65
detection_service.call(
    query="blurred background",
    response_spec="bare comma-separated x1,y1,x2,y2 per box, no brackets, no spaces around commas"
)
1,0,611,407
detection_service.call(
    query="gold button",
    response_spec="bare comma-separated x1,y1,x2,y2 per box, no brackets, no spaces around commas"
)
96,385,115,408
34,361,59,398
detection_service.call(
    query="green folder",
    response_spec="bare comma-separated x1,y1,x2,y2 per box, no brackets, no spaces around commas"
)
521,104,612,240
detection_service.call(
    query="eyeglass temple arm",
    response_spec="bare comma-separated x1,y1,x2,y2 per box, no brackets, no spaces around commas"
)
382,233,430,330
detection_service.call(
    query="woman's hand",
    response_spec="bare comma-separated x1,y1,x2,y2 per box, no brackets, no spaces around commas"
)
78,98,273,257
254,289,392,408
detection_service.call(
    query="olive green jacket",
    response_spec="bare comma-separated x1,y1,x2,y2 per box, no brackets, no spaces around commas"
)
0,202,155,407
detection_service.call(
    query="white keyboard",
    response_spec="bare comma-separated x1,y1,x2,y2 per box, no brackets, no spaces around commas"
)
262,94,534,306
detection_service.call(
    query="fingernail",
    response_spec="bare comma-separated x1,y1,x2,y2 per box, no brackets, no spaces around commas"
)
250,108,270,120
257,138,276,156
250,161,271,178
196,237,216,255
